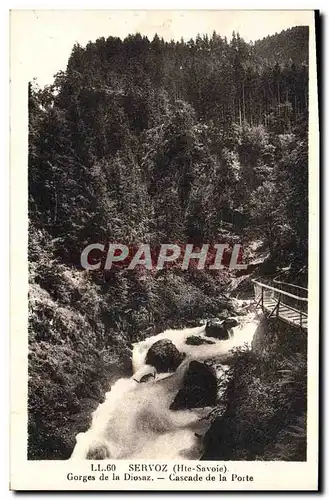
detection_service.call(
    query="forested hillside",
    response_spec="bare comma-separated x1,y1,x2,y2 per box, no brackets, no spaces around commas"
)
254,26,309,66
28,26,309,459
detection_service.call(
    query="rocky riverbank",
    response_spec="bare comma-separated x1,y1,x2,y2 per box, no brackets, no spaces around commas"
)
201,316,307,461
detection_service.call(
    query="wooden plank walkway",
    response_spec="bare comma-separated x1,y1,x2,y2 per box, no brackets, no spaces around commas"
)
252,279,308,330
262,298,308,330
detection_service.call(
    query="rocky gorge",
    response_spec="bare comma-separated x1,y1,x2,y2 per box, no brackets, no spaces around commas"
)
70,298,260,460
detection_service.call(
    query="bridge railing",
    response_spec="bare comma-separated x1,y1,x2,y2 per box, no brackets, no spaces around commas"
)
252,279,275,304
272,279,308,313
251,278,308,328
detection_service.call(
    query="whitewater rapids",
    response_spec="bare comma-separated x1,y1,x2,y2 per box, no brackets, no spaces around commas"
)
71,302,258,460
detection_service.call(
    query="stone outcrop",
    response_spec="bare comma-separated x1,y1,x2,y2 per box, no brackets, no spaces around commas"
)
145,339,185,373
170,361,217,410
185,335,215,346
205,319,230,340
205,314,240,339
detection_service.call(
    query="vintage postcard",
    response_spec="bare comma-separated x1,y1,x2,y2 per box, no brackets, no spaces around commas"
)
10,9,319,491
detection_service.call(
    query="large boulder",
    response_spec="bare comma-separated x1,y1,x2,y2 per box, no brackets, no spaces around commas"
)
185,335,215,346
224,317,239,328
205,319,230,340
145,339,185,373
170,361,217,410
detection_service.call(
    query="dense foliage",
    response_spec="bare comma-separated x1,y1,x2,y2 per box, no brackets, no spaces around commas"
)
202,319,307,461
28,26,309,459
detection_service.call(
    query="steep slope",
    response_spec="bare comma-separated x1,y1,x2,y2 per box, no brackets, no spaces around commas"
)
254,26,309,65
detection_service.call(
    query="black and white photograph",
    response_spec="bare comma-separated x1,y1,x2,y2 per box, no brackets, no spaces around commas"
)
10,8,319,491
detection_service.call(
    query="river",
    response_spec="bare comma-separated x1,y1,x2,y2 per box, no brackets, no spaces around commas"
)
70,300,258,460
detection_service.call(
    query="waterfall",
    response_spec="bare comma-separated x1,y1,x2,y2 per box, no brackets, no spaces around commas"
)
71,303,258,460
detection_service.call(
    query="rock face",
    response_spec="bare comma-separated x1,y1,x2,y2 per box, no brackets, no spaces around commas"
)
230,276,253,299
145,339,185,373
185,335,215,346
205,320,230,340
224,317,239,328
205,315,239,339
170,361,217,410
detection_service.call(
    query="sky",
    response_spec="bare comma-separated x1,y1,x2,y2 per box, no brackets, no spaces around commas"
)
10,10,314,87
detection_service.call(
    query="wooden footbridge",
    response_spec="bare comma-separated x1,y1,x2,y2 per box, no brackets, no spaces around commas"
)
252,278,308,330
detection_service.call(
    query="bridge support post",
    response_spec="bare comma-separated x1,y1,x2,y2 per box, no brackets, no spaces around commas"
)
277,294,281,318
